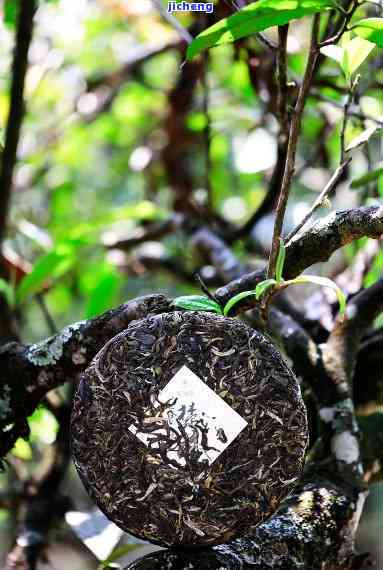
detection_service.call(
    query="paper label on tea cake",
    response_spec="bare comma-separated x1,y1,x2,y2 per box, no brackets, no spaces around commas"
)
128,365,248,467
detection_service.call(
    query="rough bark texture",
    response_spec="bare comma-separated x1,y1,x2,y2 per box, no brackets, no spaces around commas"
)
126,480,366,569
215,206,383,309
0,295,172,457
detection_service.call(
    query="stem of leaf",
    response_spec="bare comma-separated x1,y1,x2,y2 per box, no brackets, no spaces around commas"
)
267,14,320,280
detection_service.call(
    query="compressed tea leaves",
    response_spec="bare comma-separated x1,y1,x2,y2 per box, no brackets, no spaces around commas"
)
71,311,307,547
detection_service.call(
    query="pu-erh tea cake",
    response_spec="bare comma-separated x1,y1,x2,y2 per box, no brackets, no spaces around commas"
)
71,311,308,547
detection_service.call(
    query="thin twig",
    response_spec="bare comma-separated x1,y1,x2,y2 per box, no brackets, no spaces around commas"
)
277,25,289,137
234,25,289,240
151,0,193,44
195,273,221,305
311,89,383,126
340,83,357,163
285,158,352,244
0,0,37,247
267,14,320,279
35,293,58,336
319,0,359,47
202,52,213,210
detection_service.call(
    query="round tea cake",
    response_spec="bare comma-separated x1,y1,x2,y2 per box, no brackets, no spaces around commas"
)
71,311,307,547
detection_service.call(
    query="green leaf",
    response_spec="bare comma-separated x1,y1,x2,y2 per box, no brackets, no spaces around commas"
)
29,408,59,445
3,0,19,29
345,125,379,152
286,275,346,316
320,44,343,63
101,544,141,568
255,278,277,299
321,36,375,80
84,263,122,319
275,239,286,282
353,18,383,48
187,0,335,60
351,166,383,188
12,438,32,461
0,278,15,307
173,295,223,314
16,242,77,303
341,37,375,79
223,290,258,316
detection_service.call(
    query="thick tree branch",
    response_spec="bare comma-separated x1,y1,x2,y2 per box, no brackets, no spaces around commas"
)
0,295,171,458
306,282,383,492
268,307,320,380
323,278,383,388
215,206,383,308
191,228,245,282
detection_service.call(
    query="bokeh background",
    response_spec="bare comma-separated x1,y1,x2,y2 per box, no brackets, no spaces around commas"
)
0,0,382,567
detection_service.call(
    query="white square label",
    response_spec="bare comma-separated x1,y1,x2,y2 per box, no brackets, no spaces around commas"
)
128,365,248,467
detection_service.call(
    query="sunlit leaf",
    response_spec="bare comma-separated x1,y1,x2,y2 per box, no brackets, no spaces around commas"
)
84,264,122,318
286,275,346,316
12,438,32,461
321,36,375,80
101,544,141,567
16,243,77,303
187,0,335,59
320,44,343,63
275,239,286,282
353,18,383,48
173,295,223,314
29,408,59,445
341,37,375,79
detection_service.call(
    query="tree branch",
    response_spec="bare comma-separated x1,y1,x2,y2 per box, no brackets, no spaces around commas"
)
285,158,352,244
0,294,172,458
267,15,320,279
150,0,193,44
0,0,37,246
215,205,383,309
191,228,245,282
323,277,383,388
234,25,290,240
103,216,184,250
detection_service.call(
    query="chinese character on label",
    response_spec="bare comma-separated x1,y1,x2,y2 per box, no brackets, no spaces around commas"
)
129,365,248,467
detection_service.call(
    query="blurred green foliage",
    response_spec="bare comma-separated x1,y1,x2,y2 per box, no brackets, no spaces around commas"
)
0,0,380,340
0,3,382,564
